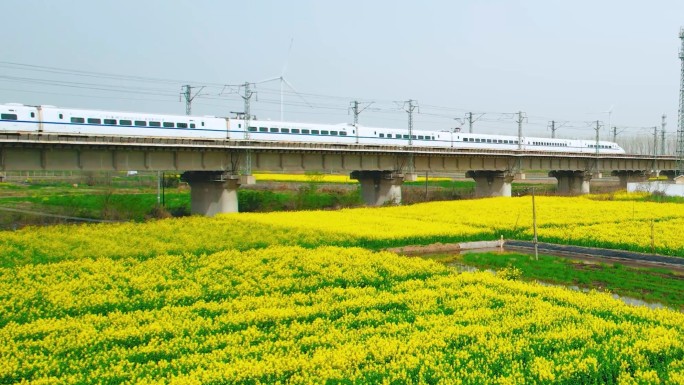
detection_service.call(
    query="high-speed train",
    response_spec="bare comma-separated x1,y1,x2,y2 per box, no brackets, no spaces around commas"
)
0,103,626,154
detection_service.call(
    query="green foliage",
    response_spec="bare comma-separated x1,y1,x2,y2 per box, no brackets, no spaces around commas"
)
454,252,684,310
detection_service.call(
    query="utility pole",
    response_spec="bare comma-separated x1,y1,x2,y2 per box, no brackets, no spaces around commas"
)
594,120,602,157
549,120,557,139
531,187,538,261
403,100,419,146
516,111,526,150
612,126,618,143
180,85,205,115
676,28,684,175
467,112,474,133
662,114,667,155
403,99,419,174
350,100,373,144
653,126,659,157
241,82,255,175
351,101,360,126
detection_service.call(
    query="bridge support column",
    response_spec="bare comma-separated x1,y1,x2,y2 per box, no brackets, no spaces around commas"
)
181,171,241,216
659,170,676,181
466,171,513,197
549,170,592,195
611,170,649,187
350,170,403,205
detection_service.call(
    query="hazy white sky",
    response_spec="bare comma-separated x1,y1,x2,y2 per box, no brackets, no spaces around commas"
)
2,0,684,139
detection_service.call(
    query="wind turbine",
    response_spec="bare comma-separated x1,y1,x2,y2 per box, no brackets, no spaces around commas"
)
586,104,616,140
605,104,615,137
257,38,311,121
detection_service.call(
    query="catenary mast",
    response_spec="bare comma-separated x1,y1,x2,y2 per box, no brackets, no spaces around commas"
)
676,28,684,175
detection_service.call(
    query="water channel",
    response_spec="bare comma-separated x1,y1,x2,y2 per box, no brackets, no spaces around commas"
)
437,246,673,311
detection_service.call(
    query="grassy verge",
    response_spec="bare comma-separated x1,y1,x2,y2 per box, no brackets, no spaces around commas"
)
422,252,684,310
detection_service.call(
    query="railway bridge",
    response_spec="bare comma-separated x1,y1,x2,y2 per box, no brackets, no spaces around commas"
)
0,133,675,215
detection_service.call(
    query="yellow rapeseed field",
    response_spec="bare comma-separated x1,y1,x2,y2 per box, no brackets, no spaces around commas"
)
2,195,684,383
1,246,683,384
3,195,684,266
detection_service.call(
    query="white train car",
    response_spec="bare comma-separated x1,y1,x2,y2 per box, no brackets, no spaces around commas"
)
0,104,229,139
0,103,40,132
0,103,626,154
235,120,356,144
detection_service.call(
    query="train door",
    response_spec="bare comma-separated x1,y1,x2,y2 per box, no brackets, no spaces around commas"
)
36,106,44,133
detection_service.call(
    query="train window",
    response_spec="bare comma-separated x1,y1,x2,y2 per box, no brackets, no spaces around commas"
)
87,118,101,124
149,121,161,127
201,122,205,127
281,128,289,133
30,112,35,118
291,128,300,134
135,121,147,127
177,123,188,128
379,133,385,138
119,120,132,126
190,123,196,128
487,139,492,143
59,114,63,119
163,122,174,128
71,117,85,123
340,131,347,136
312,130,320,135
259,127,268,132
104,119,117,125
514,141,518,144
418,135,424,140
403,135,409,139
248,127,257,132
475,138,481,142
321,130,329,135
1,113,18,120
270,127,278,132
411,135,416,139
331,131,338,136
302,129,310,134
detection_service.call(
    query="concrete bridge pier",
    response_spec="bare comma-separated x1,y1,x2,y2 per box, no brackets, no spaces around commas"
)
351,170,404,205
611,170,649,187
466,171,514,197
181,171,242,216
549,170,591,195
659,170,677,180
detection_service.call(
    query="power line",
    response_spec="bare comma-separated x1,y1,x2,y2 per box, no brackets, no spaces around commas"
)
0,60,226,87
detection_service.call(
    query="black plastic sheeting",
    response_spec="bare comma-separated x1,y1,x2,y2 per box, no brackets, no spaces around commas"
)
505,240,684,268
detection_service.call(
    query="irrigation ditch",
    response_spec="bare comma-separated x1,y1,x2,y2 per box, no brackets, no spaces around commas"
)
388,239,684,311
388,239,684,272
